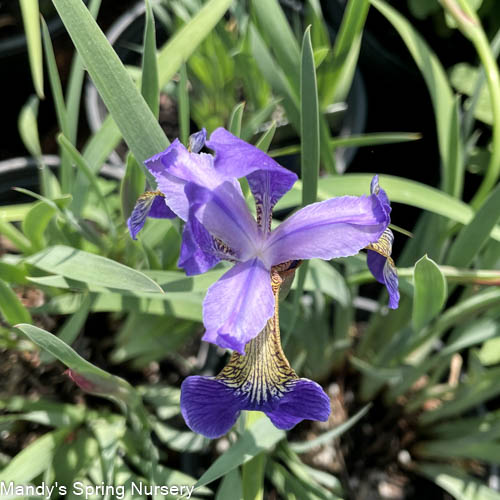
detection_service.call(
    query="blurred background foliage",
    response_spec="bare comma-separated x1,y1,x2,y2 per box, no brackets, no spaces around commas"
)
0,0,500,498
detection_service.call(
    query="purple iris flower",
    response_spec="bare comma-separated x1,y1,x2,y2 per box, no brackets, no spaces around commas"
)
128,127,399,438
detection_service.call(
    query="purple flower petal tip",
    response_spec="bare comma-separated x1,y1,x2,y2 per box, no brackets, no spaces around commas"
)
127,192,175,240
188,128,207,153
180,376,244,439
180,376,330,438
266,379,331,430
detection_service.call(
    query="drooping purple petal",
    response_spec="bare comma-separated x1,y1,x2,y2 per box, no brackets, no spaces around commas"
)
207,128,298,232
263,195,389,266
202,258,274,354
180,376,245,439
144,139,223,221
184,181,260,261
265,379,331,430
180,376,330,438
366,228,399,309
188,128,207,153
127,192,175,240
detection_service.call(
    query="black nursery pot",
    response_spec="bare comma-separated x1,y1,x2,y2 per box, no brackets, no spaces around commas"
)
85,1,368,172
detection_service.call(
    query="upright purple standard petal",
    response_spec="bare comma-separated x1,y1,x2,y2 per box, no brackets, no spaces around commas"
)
188,128,207,153
207,128,298,231
263,194,389,266
202,258,275,354
144,139,223,221
127,192,175,240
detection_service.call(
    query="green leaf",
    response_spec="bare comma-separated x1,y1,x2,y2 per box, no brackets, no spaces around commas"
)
19,0,44,99
26,245,163,293
74,0,232,212
415,463,500,500
21,200,57,251
52,0,168,173
41,17,73,192
0,429,68,488
289,404,371,453
0,220,33,255
319,0,370,107
141,0,159,118
0,280,32,325
121,153,146,221
65,0,101,144
420,364,500,425
252,0,301,95
178,62,190,146
447,182,500,268
289,28,321,339
412,255,447,331
228,102,246,138
255,121,277,152
276,174,500,241
415,437,500,465
18,95,42,158
195,415,284,488
269,132,422,157
0,262,29,285
216,469,243,500
371,0,463,198
15,323,136,402
57,133,115,235
40,294,93,364
450,62,493,125
0,398,86,428
300,27,320,207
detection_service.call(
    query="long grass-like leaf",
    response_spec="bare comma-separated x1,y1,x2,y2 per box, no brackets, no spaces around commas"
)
0,280,32,325
371,0,463,198
178,62,190,146
319,0,370,107
228,102,246,138
447,164,500,268
19,0,44,99
52,0,168,174
252,0,301,96
41,18,72,193
141,0,159,118
57,134,116,236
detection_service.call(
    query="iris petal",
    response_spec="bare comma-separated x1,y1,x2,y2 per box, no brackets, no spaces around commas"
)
264,194,389,266
178,215,223,276
144,139,223,221
127,192,175,240
184,181,260,260
181,269,330,438
366,228,400,309
207,128,298,232
202,258,275,354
